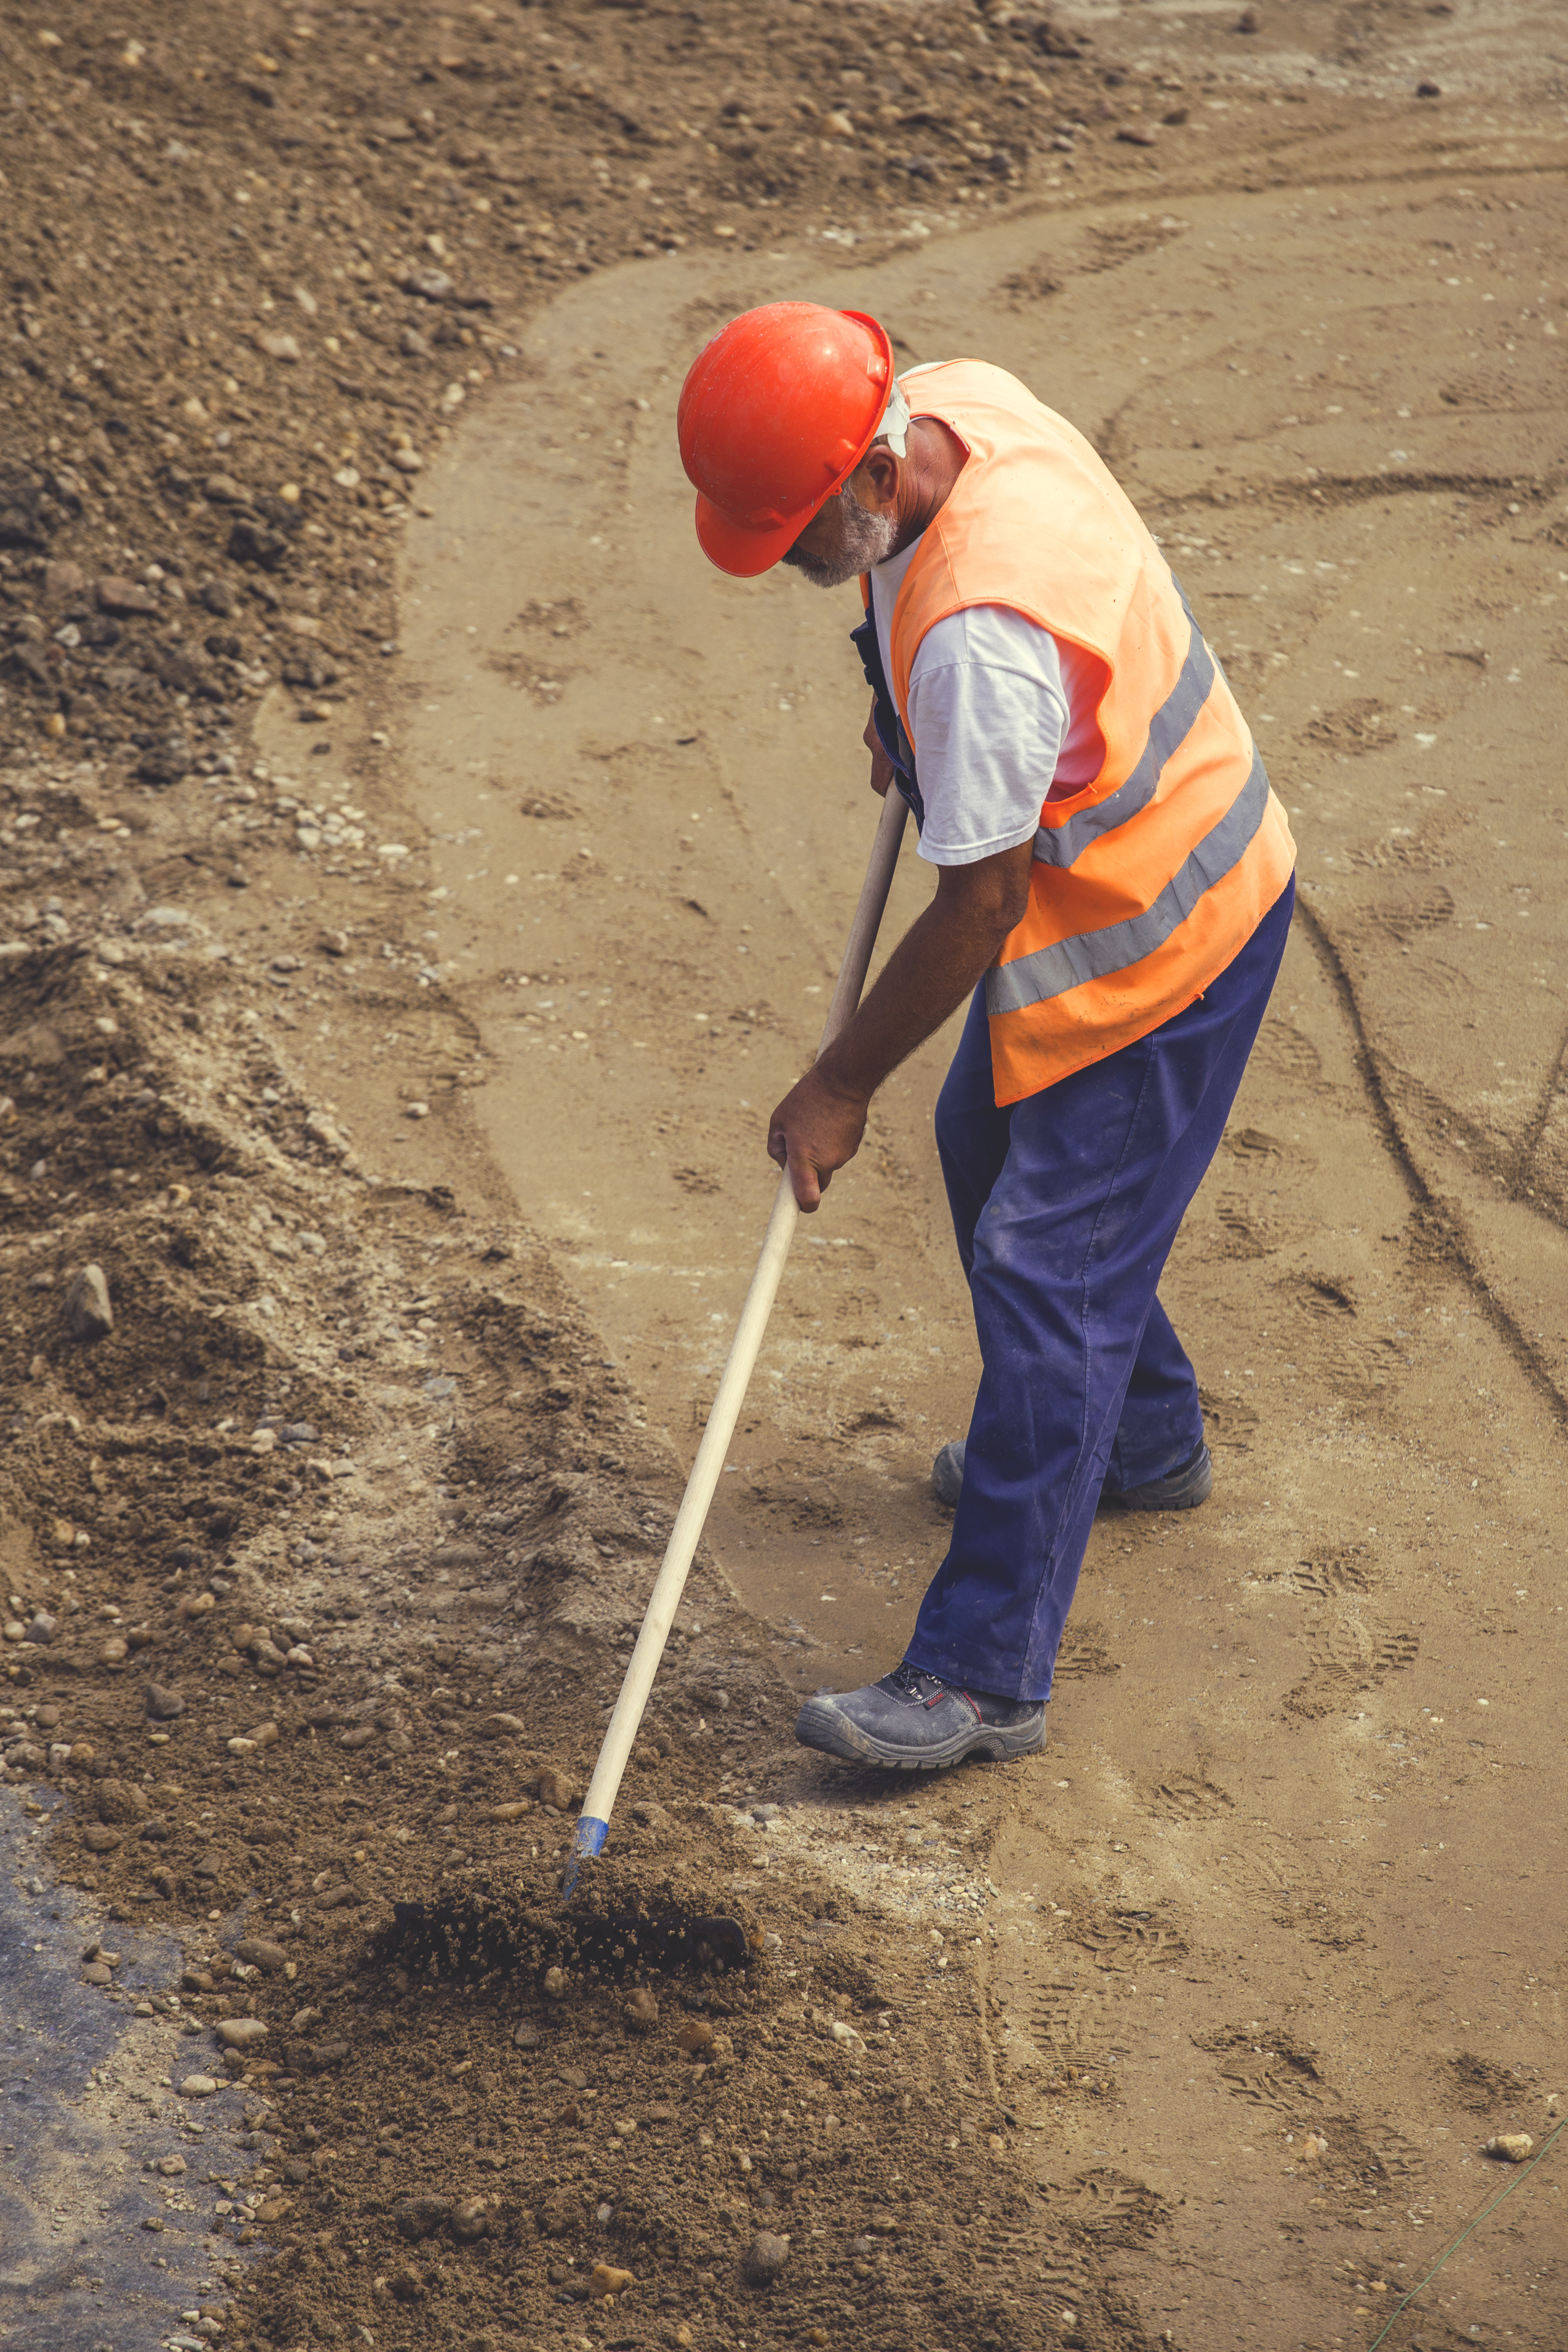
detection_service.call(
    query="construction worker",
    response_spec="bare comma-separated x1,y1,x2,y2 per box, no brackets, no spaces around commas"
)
677,303,1296,1772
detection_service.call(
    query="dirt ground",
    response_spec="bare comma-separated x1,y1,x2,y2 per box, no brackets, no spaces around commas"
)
3,2,1567,2350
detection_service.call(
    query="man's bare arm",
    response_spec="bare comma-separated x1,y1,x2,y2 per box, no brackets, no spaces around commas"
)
767,838,1034,1211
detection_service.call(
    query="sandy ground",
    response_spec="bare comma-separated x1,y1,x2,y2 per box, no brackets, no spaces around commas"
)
4,0,1568,2347
388,55,1568,2352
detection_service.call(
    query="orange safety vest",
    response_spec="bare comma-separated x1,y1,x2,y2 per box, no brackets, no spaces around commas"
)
871,361,1296,1106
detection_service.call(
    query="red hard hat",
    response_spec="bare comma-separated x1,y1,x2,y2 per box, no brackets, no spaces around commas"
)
677,302,895,577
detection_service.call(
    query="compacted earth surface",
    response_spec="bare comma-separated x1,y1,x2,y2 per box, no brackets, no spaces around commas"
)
3,3,1567,2350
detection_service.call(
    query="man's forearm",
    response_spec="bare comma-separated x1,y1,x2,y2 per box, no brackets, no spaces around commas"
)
814,889,1009,1105
767,835,1033,1210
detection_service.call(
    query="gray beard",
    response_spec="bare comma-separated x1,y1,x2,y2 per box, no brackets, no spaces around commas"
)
781,483,898,587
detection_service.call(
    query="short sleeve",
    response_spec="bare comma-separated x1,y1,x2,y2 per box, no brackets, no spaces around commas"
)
907,606,1069,868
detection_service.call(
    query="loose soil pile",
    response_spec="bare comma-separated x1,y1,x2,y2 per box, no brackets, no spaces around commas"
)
4,3,1566,2351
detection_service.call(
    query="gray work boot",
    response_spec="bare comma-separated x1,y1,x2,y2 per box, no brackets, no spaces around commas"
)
930,1439,966,1507
930,1437,1213,1513
795,1659,1045,1772
1102,1440,1213,1512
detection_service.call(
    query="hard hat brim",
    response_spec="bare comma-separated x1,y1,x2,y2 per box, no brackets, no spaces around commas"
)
692,492,804,580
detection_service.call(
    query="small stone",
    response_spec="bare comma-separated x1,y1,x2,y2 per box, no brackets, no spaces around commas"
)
101,1637,129,1665
675,2020,714,2058
217,2017,268,2049
536,1767,577,1812
623,1987,659,2033
158,2153,187,2176
1416,78,1441,98
145,1682,186,1721
742,2230,791,2286
82,1961,113,1986
319,928,350,957
307,2039,351,2066
98,1778,151,1825
590,2263,636,2302
24,1612,58,1645
542,1966,568,2000
96,575,158,616
180,2075,219,2098
1115,123,1158,146
234,1937,289,1973
513,2021,542,2050
537,2186,581,2238
43,559,88,601
83,1825,123,1854
452,2196,491,2241
1483,2133,1534,2162
258,331,303,363
395,2194,454,2242
401,266,456,301
64,1263,114,1341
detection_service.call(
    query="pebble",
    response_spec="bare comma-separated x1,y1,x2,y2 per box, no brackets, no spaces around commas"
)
1483,2134,1534,2162
96,575,158,616
513,2022,542,2050
216,2018,268,2049
145,1682,186,1721
98,1778,151,1824
83,1825,123,1854
82,1961,114,1986
675,2020,714,2058
394,2194,453,2241
25,1612,58,1644
100,1637,129,1665
590,2263,636,2301
542,1967,568,1999
258,331,303,363
234,1937,289,1974
536,1767,577,1811
452,2196,491,2241
64,1262,114,1340
158,2154,187,2176
742,2230,791,2286
622,1988,659,2033
180,2075,219,2098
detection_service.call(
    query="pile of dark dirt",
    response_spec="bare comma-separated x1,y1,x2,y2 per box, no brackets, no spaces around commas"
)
0,0,1140,783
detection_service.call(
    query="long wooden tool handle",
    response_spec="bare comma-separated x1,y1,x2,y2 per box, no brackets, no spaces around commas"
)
567,787,910,1884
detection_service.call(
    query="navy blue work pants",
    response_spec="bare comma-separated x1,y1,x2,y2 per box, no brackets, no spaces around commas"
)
905,878,1294,1703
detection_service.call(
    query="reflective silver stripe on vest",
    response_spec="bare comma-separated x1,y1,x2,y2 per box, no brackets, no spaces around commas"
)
988,748,1270,1018
1033,575,1213,871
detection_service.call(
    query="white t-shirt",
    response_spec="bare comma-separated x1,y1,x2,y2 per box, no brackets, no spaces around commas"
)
868,532,1105,868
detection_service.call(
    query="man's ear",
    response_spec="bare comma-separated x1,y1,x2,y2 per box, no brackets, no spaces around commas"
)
857,444,901,513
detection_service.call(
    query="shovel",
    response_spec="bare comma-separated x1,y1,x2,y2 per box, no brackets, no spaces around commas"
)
382,787,909,1981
